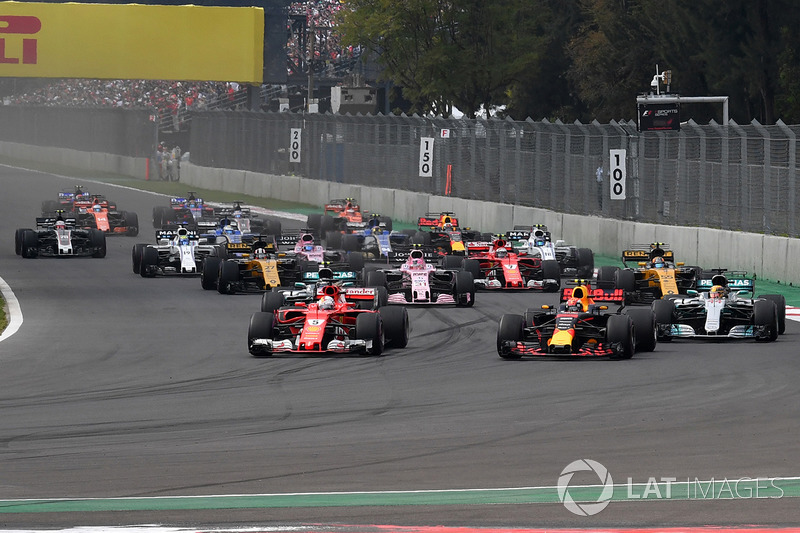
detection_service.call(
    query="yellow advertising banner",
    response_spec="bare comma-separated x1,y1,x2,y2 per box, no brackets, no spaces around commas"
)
0,2,264,83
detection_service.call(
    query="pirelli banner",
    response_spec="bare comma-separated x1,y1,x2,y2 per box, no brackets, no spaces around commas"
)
0,2,264,83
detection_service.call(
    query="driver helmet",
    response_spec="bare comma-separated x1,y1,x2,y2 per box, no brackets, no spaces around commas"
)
223,224,235,235
93,204,103,212
411,257,425,268
177,227,189,244
495,247,508,258
319,295,335,310
566,298,582,312
443,222,453,231
709,285,726,299
55,219,66,229
303,243,314,252
254,247,267,259
652,256,665,268
534,238,546,246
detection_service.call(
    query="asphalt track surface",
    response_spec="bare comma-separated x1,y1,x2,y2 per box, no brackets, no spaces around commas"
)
1,166,800,530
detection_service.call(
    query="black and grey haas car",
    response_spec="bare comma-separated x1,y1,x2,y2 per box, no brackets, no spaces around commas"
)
15,215,106,258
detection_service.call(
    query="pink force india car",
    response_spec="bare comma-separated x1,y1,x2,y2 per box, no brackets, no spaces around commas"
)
363,248,476,306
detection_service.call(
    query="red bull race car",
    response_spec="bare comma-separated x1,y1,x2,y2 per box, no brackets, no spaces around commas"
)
496,281,657,359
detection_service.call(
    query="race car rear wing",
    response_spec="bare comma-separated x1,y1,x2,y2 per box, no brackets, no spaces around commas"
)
36,216,77,229
156,229,200,241
314,286,377,303
696,270,755,294
560,280,626,303
418,212,459,229
622,247,675,265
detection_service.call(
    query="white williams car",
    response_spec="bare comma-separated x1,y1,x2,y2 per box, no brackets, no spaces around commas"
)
132,226,221,277
506,224,594,278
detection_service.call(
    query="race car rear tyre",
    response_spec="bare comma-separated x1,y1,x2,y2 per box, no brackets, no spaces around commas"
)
758,294,786,334
379,306,409,348
217,260,239,294
248,312,275,356
15,228,32,255
454,270,476,307
607,314,635,359
365,285,389,309
20,229,38,258
542,260,561,292
325,230,343,250
266,219,282,236
91,229,107,258
356,312,384,355
576,248,594,277
462,259,482,280
125,211,139,236
321,215,336,233
347,251,365,272
624,308,657,352
364,270,387,288
201,256,222,290
132,243,147,274
497,314,524,359
152,206,166,228
260,291,285,313
139,246,159,277
306,214,322,232
651,299,675,341
442,255,463,269
412,231,432,245
596,266,619,288
614,269,636,294
753,299,779,342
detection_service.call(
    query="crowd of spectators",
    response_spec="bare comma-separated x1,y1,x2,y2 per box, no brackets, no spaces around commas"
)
288,0,361,78
2,2,360,123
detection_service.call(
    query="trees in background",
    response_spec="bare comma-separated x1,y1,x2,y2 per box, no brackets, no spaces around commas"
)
338,0,800,124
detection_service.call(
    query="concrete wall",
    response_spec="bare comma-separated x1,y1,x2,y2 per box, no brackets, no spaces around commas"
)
2,140,796,284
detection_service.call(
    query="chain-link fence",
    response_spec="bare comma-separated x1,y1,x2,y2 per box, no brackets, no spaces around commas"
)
190,112,800,237
3,105,799,237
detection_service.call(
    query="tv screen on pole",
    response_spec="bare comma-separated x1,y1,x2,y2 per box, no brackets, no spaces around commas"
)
638,103,680,131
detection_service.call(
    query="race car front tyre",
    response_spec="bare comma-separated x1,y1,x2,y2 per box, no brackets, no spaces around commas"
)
497,314,524,359
248,312,275,356
651,299,675,341
20,229,38,258
576,247,594,277
442,255,463,269
260,291,285,313
454,270,476,307
614,269,636,294
266,219,282,236
607,314,635,359
347,251,365,271
364,270,387,288
217,260,239,294
342,234,361,252
15,228,32,255
91,229,107,258
325,230,343,250
624,308,657,352
596,266,619,288
356,312,384,355
306,214,322,232
758,294,786,334
139,246,159,277
412,231,432,245
125,211,139,236
201,256,222,290
753,299,779,342
379,306,409,348
541,260,561,292
132,243,147,274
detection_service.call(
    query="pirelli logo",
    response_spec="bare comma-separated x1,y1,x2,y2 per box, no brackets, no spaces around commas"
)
0,16,40,64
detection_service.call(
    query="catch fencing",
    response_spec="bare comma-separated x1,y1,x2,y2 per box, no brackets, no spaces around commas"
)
190,111,800,237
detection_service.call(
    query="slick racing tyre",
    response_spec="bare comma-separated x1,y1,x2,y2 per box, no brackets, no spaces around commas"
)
132,243,147,274
623,307,657,352
217,260,240,295
497,314,524,359
758,294,786,334
379,306,409,348
201,256,222,290
20,229,38,258
91,229,107,258
139,246,159,277
651,299,675,341
260,291,285,313
248,312,275,356
753,299,779,342
356,312,384,355
606,314,635,359
454,270,475,307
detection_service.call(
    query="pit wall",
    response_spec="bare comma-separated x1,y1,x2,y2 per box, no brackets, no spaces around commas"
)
2,141,797,285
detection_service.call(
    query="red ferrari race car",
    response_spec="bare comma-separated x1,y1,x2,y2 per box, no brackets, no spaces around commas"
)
458,238,561,291
248,282,409,356
496,281,657,359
